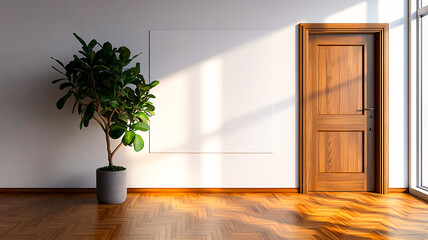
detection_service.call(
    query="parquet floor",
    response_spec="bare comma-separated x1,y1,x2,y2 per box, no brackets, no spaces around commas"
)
0,192,428,239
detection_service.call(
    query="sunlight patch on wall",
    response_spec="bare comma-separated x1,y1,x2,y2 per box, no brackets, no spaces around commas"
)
200,57,223,152
149,31,274,153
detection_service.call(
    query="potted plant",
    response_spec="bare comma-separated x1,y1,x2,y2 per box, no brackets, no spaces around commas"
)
52,33,159,204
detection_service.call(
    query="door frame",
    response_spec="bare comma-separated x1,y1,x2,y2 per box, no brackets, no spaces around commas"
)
299,23,389,194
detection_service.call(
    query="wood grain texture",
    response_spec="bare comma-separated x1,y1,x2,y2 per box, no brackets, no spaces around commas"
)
318,45,363,115
299,23,389,194
0,192,426,239
318,131,363,173
308,34,374,192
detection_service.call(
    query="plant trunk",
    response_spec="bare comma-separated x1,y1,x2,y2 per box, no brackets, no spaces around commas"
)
105,127,113,167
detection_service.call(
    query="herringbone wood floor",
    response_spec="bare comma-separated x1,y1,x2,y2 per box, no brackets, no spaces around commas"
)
0,192,427,239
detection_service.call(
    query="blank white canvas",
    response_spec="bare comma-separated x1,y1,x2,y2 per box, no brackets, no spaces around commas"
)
149,31,274,153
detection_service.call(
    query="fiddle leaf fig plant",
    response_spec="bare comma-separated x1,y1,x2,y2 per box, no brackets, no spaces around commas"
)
52,33,158,168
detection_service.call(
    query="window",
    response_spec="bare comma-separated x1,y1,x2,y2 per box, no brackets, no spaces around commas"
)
410,0,428,199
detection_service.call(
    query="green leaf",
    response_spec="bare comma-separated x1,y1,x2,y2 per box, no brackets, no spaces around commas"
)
88,52,95,62
143,104,155,111
98,95,109,103
132,122,149,131
73,56,90,69
124,87,134,95
77,103,83,114
56,94,71,110
82,118,90,128
122,131,135,146
145,110,155,116
131,63,140,75
136,112,149,124
119,113,129,122
51,66,66,75
52,78,66,84
96,65,111,71
103,42,112,51
109,100,120,108
115,119,127,128
72,101,78,114
138,84,151,91
119,47,131,61
59,82,73,90
88,39,97,49
137,74,146,84
73,33,87,47
72,67,88,73
51,57,65,68
78,50,88,57
82,46,90,54
82,103,95,127
150,81,159,87
79,118,84,129
109,124,126,139
133,134,144,152
131,52,142,61
73,54,83,62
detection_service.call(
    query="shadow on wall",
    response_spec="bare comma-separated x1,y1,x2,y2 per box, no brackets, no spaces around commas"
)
149,31,275,154
5,0,416,187
0,70,107,187
143,0,384,186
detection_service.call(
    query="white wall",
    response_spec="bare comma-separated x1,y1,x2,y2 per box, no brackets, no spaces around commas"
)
0,0,408,188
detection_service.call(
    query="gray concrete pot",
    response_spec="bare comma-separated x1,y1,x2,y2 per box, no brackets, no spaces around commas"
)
96,168,127,204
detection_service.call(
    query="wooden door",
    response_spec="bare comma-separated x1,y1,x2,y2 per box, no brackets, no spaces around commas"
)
307,34,375,191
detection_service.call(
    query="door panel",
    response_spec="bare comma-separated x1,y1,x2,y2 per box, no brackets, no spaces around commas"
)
318,131,363,173
308,34,375,192
318,45,363,115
